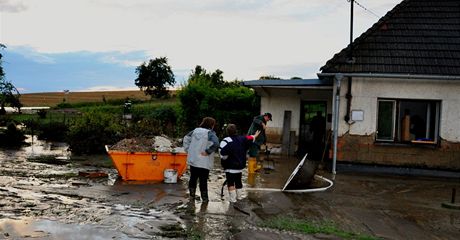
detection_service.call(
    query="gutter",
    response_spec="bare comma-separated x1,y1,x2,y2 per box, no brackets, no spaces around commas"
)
317,72,460,81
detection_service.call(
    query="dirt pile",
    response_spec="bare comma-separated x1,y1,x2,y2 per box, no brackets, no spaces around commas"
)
108,135,185,153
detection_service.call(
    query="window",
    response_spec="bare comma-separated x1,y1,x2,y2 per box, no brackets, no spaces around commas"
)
376,99,440,144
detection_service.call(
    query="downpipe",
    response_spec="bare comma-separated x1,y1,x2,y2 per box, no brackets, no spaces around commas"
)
332,74,343,174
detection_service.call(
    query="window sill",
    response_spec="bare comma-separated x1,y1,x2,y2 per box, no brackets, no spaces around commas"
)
411,140,436,144
374,141,438,148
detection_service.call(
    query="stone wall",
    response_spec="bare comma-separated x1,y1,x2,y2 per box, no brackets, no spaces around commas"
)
336,133,460,170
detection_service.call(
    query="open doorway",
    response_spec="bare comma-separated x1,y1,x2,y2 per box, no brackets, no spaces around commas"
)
298,101,327,161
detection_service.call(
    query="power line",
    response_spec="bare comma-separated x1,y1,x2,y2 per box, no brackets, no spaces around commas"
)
348,0,381,18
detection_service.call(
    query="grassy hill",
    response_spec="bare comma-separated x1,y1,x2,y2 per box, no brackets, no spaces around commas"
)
19,90,152,107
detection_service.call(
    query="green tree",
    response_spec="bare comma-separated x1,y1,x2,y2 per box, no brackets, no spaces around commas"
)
0,44,22,115
135,57,175,98
189,65,226,87
178,66,258,134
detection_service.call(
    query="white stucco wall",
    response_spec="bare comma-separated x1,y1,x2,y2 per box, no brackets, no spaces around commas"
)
258,88,332,138
336,77,460,142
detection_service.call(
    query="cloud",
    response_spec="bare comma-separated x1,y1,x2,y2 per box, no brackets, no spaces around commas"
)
2,0,402,92
9,46,56,64
3,49,138,93
98,51,149,67
0,0,27,13
254,61,325,79
78,85,139,92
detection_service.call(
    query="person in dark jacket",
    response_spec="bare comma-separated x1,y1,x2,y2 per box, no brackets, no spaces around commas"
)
247,112,272,173
183,117,219,202
220,124,260,203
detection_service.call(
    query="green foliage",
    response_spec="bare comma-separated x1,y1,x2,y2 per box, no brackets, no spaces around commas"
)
135,57,175,98
124,105,179,138
178,67,258,135
56,98,144,109
37,109,47,119
67,110,124,155
188,65,225,87
56,102,73,108
0,114,12,126
76,105,123,115
0,45,22,114
36,121,69,141
150,104,180,136
178,80,217,130
188,65,240,88
0,44,4,78
0,121,26,147
125,104,180,138
259,216,380,240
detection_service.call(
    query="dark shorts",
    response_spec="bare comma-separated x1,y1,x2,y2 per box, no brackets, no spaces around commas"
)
225,172,243,189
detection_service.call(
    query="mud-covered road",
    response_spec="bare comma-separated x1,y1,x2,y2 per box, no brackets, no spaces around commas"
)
1,137,460,239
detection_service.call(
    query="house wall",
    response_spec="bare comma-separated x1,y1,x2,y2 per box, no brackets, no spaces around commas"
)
334,77,460,169
257,88,332,143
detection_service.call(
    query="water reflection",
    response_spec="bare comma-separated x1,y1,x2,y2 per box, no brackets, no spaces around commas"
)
23,135,70,159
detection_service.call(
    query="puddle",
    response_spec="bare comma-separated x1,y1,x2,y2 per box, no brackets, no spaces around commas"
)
1,136,459,239
0,218,116,239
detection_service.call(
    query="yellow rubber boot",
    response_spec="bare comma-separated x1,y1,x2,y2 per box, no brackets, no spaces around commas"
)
256,164,262,171
247,173,256,186
256,159,262,171
248,157,257,174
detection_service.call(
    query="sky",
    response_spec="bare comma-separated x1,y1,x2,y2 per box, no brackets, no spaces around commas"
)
0,0,401,93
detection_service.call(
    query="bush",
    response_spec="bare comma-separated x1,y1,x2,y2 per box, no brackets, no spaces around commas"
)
67,111,124,155
37,109,47,119
22,113,72,142
178,80,258,136
0,122,26,147
123,104,180,138
36,121,69,141
148,104,179,136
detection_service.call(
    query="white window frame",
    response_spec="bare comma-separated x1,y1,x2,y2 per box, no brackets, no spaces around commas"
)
376,98,440,144
376,99,396,141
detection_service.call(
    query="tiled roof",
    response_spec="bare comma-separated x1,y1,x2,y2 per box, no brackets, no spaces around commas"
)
320,0,460,76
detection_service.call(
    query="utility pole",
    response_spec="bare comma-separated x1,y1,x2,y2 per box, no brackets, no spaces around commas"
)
350,0,354,44
348,0,354,62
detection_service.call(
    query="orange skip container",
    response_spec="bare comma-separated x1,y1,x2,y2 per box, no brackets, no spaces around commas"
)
106,146,187,181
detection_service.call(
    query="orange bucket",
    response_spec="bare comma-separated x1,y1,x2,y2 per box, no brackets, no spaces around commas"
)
106,147,187,181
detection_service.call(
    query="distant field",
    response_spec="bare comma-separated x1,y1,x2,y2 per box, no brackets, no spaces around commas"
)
19,90,152,107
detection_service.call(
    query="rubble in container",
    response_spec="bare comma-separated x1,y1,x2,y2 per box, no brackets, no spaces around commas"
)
109,135,186,153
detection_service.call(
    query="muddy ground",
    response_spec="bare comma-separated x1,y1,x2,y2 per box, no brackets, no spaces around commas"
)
0,137,459,239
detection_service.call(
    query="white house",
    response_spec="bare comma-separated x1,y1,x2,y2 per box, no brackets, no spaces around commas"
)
243,0,460,172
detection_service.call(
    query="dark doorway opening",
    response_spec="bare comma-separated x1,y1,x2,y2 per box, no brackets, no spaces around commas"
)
298,101,327,161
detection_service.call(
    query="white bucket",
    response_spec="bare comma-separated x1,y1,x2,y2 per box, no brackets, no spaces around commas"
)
164,169,178,183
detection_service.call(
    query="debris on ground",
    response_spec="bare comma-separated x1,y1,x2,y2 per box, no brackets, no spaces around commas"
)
78,171,109,178
108,135,185,153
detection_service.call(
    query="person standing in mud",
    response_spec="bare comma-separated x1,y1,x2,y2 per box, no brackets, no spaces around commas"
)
183,117,219,202
219,124,260,203
309,111,326,160
247,113,272,172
